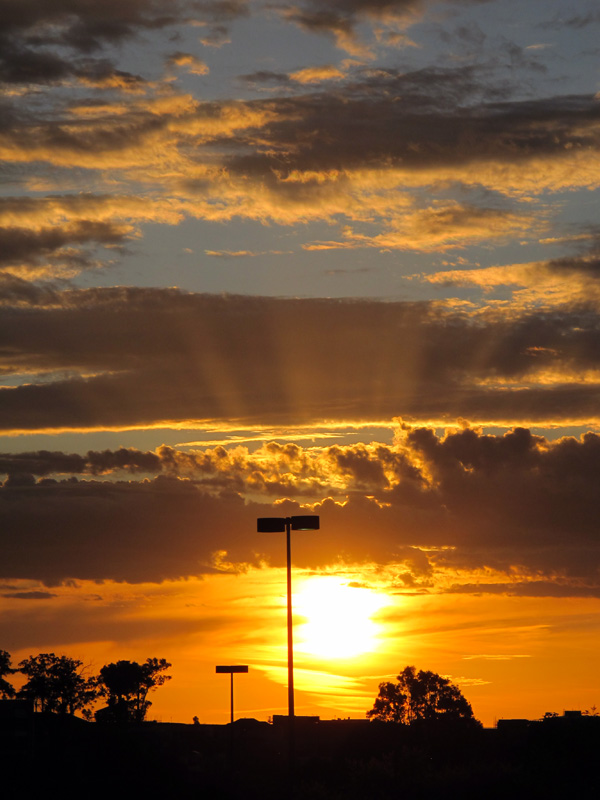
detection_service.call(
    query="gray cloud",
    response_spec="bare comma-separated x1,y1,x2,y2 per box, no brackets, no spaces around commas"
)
0,0,248,87
238,70,292,87
0,0,180,86
281,0,494,49
1,590,57,600
0,289,599,431
191,0,250,22
0,221,129,269
541,11,600,30
219,90,600,184
0,46,146,88
0,475,270,584
1,427,600,591
445,582,600,598
0,448,161,477
0,274,63,307
0,0,184,52
3,51,595,184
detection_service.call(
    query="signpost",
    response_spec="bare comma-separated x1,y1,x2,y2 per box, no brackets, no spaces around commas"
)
216,665,249,724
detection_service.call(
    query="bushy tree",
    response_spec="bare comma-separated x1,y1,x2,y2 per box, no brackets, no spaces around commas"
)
0,649,16,698
17,652,98,716
96,658,171,723
367,665,479,726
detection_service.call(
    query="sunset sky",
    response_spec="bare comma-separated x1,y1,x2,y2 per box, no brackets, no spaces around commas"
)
1,0,600,727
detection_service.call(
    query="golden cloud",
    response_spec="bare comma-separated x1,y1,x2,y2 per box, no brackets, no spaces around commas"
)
289,65,346,84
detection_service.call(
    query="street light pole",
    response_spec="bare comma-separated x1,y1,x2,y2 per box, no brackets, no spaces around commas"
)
257,514,319,769
285,517,294,719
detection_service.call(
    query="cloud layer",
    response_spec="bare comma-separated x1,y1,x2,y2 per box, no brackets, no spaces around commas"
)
1,425,600,596
1,289,599,432
0,4,598,605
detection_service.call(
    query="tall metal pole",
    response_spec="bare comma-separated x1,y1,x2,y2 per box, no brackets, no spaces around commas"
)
285,517,295,775
230,671,234,724
256,514,318,775
286,517,294,719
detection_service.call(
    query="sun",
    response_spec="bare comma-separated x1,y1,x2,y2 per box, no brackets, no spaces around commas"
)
294,576,387,660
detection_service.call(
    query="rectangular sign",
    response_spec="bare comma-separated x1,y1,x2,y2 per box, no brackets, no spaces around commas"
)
216,665,249,673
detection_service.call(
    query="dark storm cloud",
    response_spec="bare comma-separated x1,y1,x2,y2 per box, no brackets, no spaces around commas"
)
313,427,600,586
402,426,600,556
0,289,599,431
0,475,265,584
0,275,598,591
2,427,600,590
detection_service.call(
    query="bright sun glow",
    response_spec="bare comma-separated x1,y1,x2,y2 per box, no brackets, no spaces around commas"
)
294,576,387,660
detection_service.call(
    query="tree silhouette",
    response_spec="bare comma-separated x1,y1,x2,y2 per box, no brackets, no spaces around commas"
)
96,658,171,723
17,652,97,716
0,649,16,698
367,665,479,725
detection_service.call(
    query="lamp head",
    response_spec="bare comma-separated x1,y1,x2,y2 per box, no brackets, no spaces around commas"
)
257,517,286,532
257,515,319,532
291,515,320,531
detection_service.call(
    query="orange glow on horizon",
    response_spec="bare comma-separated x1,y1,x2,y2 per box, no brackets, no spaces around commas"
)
4,568,600,727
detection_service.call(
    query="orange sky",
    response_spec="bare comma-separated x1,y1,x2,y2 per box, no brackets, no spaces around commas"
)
1,0,600,728
4,564,600,727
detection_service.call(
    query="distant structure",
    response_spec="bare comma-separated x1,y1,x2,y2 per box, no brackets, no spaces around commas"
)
497,709,591,728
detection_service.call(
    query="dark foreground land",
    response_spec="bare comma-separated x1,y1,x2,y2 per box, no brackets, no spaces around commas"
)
2,708,600,799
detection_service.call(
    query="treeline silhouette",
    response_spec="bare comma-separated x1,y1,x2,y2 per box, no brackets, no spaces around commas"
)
367,665,480,726
2,707,599,799
2,652,600,799
0,649,170,722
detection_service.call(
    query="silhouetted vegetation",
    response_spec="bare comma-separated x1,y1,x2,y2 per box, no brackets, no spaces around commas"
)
0,650,15,698
95,658,171,723
2,707,599,799
367,665,479,726
17,653,97,717
0,650,171,723
2,653,600,798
